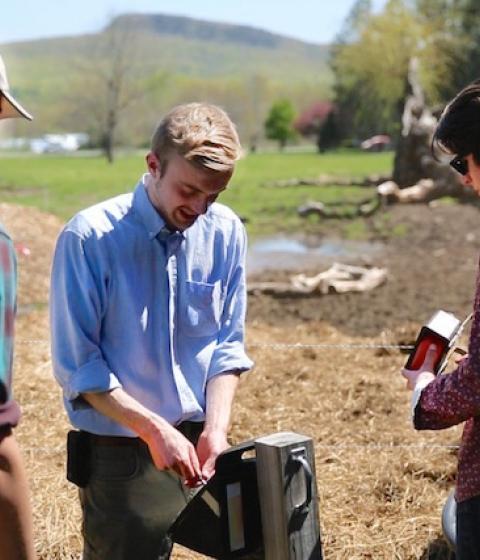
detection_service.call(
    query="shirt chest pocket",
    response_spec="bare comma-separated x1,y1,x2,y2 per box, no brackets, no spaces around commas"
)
180,280,223,337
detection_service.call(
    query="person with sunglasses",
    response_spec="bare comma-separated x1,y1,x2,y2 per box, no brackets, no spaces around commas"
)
402,81,480,559
0,54,35,560
450,155,469,176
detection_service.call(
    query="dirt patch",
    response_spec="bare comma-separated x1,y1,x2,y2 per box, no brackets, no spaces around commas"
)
3,200,479,559
248,203,480,337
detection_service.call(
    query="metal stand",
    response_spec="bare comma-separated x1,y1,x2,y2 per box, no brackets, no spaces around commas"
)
255,432,322,560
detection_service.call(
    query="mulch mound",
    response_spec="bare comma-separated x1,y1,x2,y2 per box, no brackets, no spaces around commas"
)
3,200,479,559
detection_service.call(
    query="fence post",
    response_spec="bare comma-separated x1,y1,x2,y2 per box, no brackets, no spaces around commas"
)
255,432,322,560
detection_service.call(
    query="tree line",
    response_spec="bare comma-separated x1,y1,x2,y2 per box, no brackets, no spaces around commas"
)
259,0,480,154
329,0,480,144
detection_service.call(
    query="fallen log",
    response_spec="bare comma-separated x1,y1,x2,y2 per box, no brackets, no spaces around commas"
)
248,263,387,296
264,173,391,188
298,196,382,219
377,178,435,203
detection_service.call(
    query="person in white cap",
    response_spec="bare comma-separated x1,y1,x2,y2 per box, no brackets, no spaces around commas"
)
0,54,35,560
0,55,32,120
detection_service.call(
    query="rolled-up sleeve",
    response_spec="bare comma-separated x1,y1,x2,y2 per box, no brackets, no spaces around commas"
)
208,223,253,379
50,228,122,404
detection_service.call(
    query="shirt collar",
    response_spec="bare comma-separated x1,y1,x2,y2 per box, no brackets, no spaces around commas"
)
133,175,184,243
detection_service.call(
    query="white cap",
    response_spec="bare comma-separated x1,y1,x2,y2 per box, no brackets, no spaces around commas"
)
0,55,33,120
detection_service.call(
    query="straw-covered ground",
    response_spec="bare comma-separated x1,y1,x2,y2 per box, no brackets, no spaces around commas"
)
4,199,480,559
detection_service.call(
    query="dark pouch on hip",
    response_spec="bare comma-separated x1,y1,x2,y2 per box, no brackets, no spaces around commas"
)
66,430,91,488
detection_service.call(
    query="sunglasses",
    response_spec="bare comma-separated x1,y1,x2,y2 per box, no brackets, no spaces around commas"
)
450,156,469,176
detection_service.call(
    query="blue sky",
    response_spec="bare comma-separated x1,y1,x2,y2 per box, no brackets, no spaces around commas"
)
1,0,387,45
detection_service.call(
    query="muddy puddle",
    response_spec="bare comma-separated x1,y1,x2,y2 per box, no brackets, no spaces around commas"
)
247,235,385,275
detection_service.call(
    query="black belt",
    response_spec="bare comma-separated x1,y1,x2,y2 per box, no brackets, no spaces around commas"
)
90,434,141,447
88,421,204,447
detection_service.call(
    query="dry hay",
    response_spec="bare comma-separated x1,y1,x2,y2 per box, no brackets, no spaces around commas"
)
3,202,464,559
232,323,460,560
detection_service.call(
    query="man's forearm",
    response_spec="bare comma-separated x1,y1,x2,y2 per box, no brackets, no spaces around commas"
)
195,373,240,479
82,387,167,441
204,373,240,434
81,388,202,481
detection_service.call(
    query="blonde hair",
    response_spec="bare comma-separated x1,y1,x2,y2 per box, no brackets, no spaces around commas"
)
151,102,242,173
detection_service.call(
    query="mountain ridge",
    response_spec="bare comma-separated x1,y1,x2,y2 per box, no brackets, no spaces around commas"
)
108,12,325,49
0,13,332,139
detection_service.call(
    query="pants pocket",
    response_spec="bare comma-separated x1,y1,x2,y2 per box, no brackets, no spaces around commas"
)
91,445,140,481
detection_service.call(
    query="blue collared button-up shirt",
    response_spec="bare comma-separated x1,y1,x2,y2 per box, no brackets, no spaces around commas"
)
50,177,253,436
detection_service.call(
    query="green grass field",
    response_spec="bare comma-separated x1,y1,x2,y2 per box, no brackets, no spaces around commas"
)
0,150,393,237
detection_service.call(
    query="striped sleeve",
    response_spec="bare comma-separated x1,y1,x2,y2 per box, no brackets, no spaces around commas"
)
0,228,17,411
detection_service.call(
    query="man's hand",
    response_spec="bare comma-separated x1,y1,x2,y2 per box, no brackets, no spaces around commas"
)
401,344,437,390
196,428,229,481
142,420,202,486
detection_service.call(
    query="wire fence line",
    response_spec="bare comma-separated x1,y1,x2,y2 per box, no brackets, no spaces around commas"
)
16,338,415,351
22,442,459,454
249,342,414,350
16,337,454,456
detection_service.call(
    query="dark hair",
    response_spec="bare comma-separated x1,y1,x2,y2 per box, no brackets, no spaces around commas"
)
432,81,480,164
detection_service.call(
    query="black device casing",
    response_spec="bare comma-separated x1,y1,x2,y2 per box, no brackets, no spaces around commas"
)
170,440,263,559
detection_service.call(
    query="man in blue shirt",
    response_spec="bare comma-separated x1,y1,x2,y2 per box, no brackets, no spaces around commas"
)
50,103,253,559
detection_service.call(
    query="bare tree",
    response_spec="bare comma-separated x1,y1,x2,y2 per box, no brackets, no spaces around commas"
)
244,73,270,152
69,19,145,162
